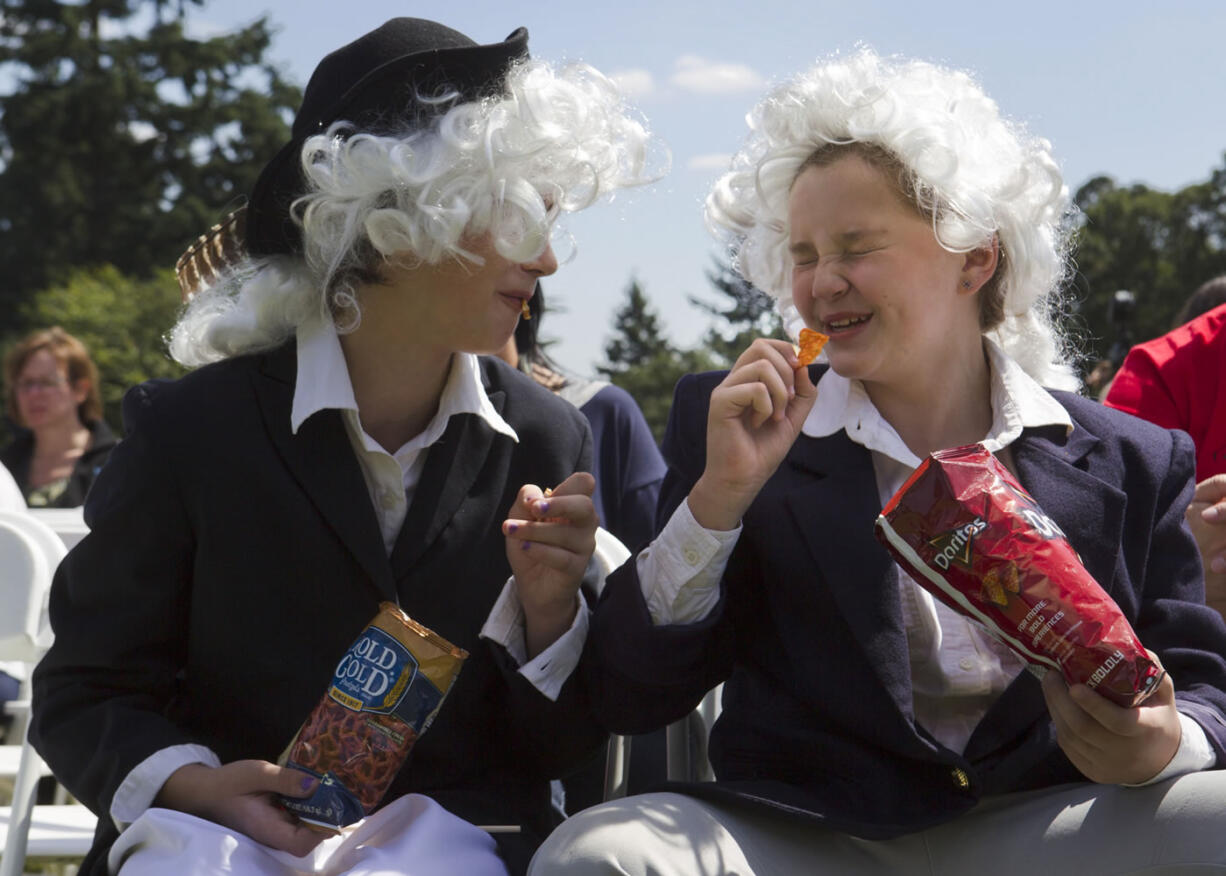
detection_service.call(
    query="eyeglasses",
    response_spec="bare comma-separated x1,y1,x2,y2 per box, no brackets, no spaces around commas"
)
15,376,68,394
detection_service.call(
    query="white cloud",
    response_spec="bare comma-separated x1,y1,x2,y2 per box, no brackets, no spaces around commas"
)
688,153,733,171
610,68,654,98
670,55,765,95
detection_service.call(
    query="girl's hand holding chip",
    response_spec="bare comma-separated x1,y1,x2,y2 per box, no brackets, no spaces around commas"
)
690,338,818,532
1040,650,1182,785
502,471,597,658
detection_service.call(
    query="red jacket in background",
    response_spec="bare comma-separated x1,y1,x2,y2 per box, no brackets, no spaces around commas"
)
1105,302,1226,482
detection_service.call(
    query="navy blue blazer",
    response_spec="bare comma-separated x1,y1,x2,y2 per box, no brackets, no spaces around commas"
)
584,365,1226,839
31,344,602,875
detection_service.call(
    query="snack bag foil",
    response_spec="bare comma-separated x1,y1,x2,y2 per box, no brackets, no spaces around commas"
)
280,602,467,831
874,443,1162,707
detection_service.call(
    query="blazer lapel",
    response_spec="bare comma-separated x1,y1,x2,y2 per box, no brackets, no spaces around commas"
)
1010,423,1126,598
252,344,396,601
389,388,506,580
783,433,914,714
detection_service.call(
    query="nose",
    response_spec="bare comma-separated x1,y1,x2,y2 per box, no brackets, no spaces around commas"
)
808,260,849,301
793,259,848,306
521,241,558,277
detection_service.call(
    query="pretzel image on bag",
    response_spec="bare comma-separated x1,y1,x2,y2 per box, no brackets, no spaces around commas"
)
874,443,1162,708
279,602,467,831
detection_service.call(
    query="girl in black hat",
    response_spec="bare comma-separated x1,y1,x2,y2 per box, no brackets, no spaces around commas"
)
30,17,659,876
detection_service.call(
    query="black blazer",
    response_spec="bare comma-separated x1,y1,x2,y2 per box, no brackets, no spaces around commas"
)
585,365,1226,839
31,344,602,875
0,419,117,507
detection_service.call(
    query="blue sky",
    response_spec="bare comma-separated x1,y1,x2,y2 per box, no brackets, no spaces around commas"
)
194,0,1226,377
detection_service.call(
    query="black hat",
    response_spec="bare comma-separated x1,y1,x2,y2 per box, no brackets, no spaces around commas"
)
175,18,528,299
246,18,529,258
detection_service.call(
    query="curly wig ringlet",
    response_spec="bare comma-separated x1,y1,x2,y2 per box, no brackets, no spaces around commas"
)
170,58,658,367
705,48,1080,391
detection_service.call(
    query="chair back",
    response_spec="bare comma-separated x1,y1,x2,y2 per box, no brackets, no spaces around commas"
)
0,512,64,664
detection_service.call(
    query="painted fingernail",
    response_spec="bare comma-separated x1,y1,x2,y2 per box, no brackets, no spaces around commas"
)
507,522,519,534
537,500,550,514
301,775,318,793
522,540,531,551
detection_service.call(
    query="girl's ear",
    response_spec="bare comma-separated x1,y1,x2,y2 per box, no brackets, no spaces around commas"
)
959,236,1000,295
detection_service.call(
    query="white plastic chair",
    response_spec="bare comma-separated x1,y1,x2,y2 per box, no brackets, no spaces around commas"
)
0,512,96,876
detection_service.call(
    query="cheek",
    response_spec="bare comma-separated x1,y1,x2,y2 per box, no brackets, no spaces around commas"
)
790,269,810,308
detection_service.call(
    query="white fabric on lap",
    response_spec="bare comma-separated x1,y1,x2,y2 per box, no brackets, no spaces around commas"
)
108,794,509,876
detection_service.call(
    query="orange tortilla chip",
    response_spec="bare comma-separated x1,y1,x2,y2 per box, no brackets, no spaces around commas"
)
796,328,829,367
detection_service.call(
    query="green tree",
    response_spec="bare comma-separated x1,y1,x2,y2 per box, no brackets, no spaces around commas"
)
598,277,714,442
1068,159,1226,368
8,264,187,437
688,252,785,367
0,0,300,325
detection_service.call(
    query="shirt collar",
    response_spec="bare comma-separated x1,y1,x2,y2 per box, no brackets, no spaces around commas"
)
801,337,1073,468
290,318,518,445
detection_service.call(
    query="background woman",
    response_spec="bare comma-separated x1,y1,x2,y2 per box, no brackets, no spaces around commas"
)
533,49,1226,874
1,326,116,507
31,17,656,876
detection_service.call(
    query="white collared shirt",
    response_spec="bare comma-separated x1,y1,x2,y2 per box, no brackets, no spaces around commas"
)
111,321,588,828
640,339,1211,781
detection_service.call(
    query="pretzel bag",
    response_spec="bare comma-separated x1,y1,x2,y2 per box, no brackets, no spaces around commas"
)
279,602,467,831
874,443,1162,707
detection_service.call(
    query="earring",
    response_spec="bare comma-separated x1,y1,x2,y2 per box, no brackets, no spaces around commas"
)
961,280,972,289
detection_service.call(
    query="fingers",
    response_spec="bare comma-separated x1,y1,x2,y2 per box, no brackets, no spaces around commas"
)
548,471,596,498
719,343,804,426
1040,653,1181,784
1192,474,1226,506
503,477,598,558
249,808,328,858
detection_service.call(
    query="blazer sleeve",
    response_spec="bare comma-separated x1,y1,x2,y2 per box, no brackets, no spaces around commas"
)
30,382,198,815
581,371,738,735
478,408,615,777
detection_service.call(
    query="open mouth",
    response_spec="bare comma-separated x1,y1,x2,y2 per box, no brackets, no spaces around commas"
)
823,314,872,332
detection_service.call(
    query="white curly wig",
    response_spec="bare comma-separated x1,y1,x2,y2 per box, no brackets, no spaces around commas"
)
705,48,1080,391
170,58,660,367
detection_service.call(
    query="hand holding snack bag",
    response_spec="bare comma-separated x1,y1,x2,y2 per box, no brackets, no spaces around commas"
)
874,443,1163,707
279,602,467,831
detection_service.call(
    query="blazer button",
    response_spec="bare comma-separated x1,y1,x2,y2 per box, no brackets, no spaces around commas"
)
951,767,970,790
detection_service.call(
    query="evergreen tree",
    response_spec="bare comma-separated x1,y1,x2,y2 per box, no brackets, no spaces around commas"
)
689,252,785,367
0,0,300,326
598,277,715,442
598,277,672,377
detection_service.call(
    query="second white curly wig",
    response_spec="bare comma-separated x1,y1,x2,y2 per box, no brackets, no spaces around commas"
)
706,48,1080,390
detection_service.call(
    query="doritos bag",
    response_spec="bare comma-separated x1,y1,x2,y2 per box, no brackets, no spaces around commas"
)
874,443,1162,707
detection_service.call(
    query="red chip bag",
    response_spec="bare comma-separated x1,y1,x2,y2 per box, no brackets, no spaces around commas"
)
874,443,1162,707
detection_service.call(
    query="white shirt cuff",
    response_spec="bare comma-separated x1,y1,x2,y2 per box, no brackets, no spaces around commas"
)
479,576,588,702
1127,710,1216,787
637,499,741,625
110,744,221,829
